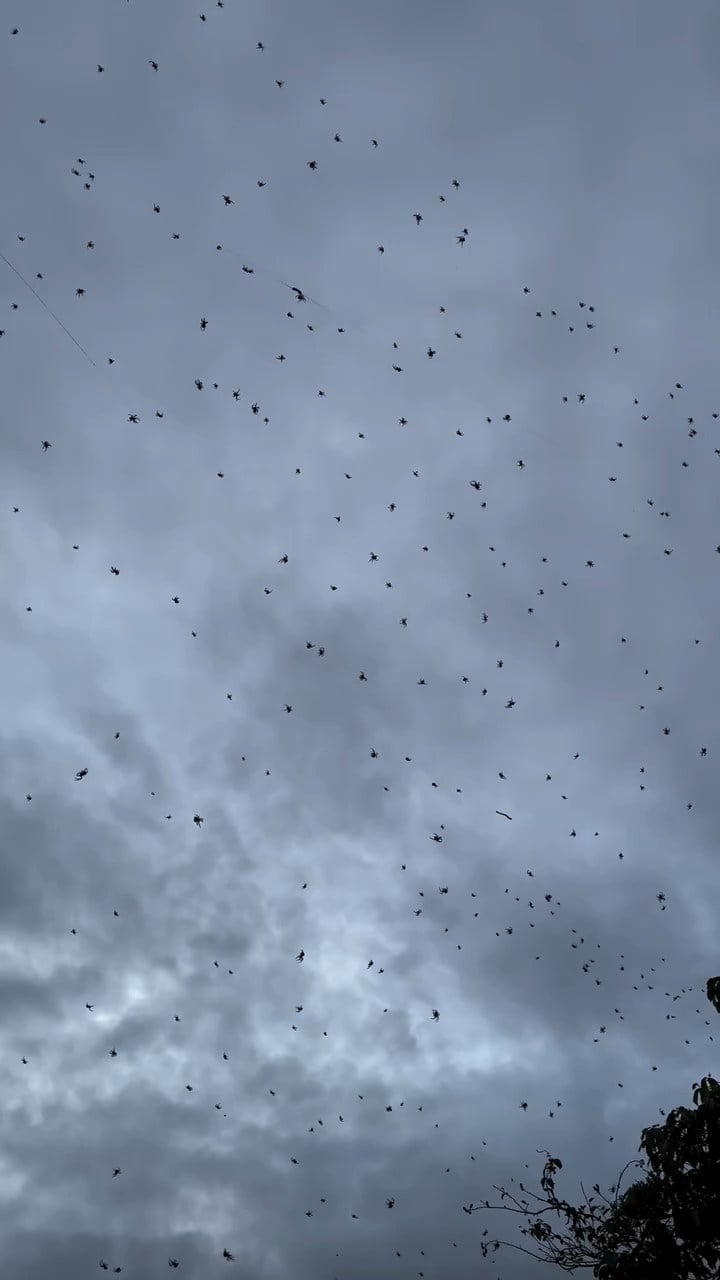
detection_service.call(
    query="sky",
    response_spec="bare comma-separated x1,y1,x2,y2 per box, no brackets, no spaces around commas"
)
1,1,719,1277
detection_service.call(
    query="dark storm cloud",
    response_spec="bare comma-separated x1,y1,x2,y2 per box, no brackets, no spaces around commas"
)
1,1,719,1278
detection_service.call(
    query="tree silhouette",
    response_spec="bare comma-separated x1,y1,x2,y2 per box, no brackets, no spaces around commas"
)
468,977,720,1277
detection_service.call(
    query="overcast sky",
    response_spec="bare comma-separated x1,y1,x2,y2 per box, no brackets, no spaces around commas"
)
1,1,719,1277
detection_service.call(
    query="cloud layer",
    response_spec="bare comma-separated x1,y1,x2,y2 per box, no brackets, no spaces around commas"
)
1,1,719,1276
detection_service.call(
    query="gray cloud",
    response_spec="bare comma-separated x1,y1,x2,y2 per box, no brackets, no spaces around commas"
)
1,1,718,1278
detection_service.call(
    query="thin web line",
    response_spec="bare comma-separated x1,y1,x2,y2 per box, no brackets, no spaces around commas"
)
0,251,97,367
220,245,377,336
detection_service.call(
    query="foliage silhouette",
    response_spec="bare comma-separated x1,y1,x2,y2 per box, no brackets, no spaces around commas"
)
468,977,720,1277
